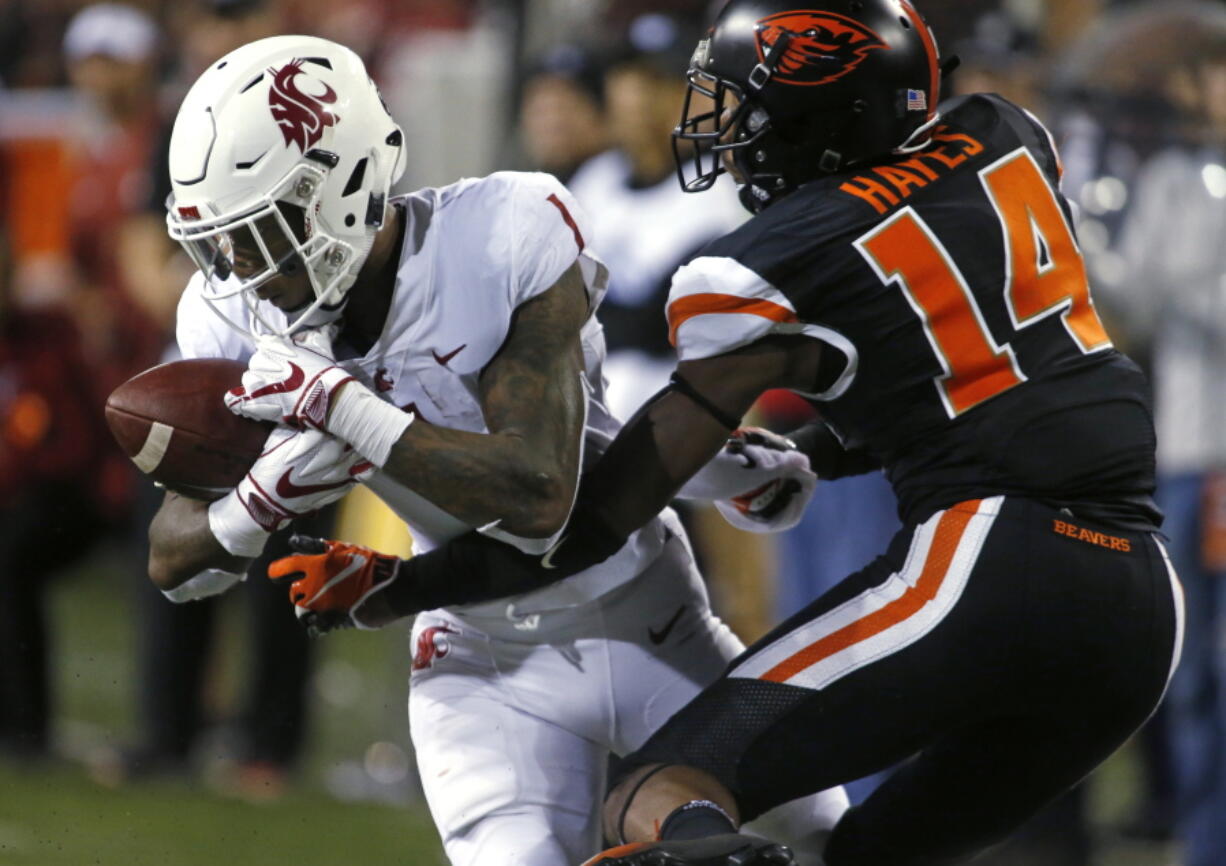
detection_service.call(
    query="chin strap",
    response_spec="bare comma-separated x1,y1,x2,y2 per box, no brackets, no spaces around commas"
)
746,29,794,92
894,112,944,155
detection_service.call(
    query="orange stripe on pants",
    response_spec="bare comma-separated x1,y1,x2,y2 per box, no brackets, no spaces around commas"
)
760,500,983,683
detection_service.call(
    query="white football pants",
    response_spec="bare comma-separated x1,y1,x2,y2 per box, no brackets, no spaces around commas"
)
409,528,849,866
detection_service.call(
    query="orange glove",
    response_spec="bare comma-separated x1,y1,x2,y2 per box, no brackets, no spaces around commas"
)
268,535,401,637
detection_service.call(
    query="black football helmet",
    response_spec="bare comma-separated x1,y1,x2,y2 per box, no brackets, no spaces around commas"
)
674,0,944,212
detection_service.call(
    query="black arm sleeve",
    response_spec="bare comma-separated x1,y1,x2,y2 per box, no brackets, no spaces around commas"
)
383,364,752,616
381,499,627,617
788,420,882,480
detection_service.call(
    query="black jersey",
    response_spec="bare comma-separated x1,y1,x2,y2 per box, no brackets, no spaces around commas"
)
665,93,1159,529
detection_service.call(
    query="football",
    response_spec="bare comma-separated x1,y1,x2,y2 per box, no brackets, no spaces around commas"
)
105,359,272,499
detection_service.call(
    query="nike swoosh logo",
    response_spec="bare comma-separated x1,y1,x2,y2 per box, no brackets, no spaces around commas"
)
276,469,353,499
648,605,686,645
432,344,467,366
246,363,305,399
304,555,368,606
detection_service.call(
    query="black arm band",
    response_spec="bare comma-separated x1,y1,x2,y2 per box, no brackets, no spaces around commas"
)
788,420,882,480
667,372,741,431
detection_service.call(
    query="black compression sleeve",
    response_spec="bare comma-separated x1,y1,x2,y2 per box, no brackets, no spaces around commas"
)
668,372,741,430
788,421,882,480
381,503,628,617
380,532,540,615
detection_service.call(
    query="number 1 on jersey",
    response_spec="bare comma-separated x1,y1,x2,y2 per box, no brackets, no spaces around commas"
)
856,148,1110,418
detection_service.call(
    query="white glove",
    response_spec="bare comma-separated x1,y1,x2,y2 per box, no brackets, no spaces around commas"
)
225,331,354,429
679,427,818,534
714,470,816,533
208,426,374,557
226,330,413,467
678,427,812,499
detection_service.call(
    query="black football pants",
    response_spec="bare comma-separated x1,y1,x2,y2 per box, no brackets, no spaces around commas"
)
615,496,1183,866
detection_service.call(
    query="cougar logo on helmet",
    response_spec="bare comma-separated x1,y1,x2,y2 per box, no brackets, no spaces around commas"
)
754,11,888,86
268,59,339,151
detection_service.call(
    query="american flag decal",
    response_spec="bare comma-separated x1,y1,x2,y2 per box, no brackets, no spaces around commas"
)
907,89,928,111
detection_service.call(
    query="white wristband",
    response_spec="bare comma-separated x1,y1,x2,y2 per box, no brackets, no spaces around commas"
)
208,488,271,558
328,382,414,467
162,568,246,603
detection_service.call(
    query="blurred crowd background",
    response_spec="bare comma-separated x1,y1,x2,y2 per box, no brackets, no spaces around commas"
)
1,0,1224,864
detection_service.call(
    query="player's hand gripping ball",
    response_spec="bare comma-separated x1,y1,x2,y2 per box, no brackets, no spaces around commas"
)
226,329,414,469
269,535,402,637
225,331,354,430
105,359,273,498
207,426,376,560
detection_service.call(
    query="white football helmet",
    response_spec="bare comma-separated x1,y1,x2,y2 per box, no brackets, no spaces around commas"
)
166,35,405,336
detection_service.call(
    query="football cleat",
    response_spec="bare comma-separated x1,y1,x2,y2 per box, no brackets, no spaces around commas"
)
580,834,795,866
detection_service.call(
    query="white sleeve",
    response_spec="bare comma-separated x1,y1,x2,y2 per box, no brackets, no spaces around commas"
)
175,273,252,362
665,256,797,362
508,173,596,307
455,175,597,555
666,256,859,400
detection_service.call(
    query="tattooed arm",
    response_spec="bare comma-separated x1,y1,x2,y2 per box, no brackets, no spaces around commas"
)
375,261,589,538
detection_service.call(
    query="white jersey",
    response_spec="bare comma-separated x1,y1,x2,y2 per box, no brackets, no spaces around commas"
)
176,170,673,615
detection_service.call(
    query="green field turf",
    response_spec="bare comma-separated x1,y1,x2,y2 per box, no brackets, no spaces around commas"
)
0,544,1179,865
0,546,446,865
0,763,445,866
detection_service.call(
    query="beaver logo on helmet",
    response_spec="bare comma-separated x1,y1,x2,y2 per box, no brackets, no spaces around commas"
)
268,58,339,151
754,11,888,86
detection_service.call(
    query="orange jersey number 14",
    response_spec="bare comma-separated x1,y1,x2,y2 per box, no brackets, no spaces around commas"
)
856,148,1111,418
